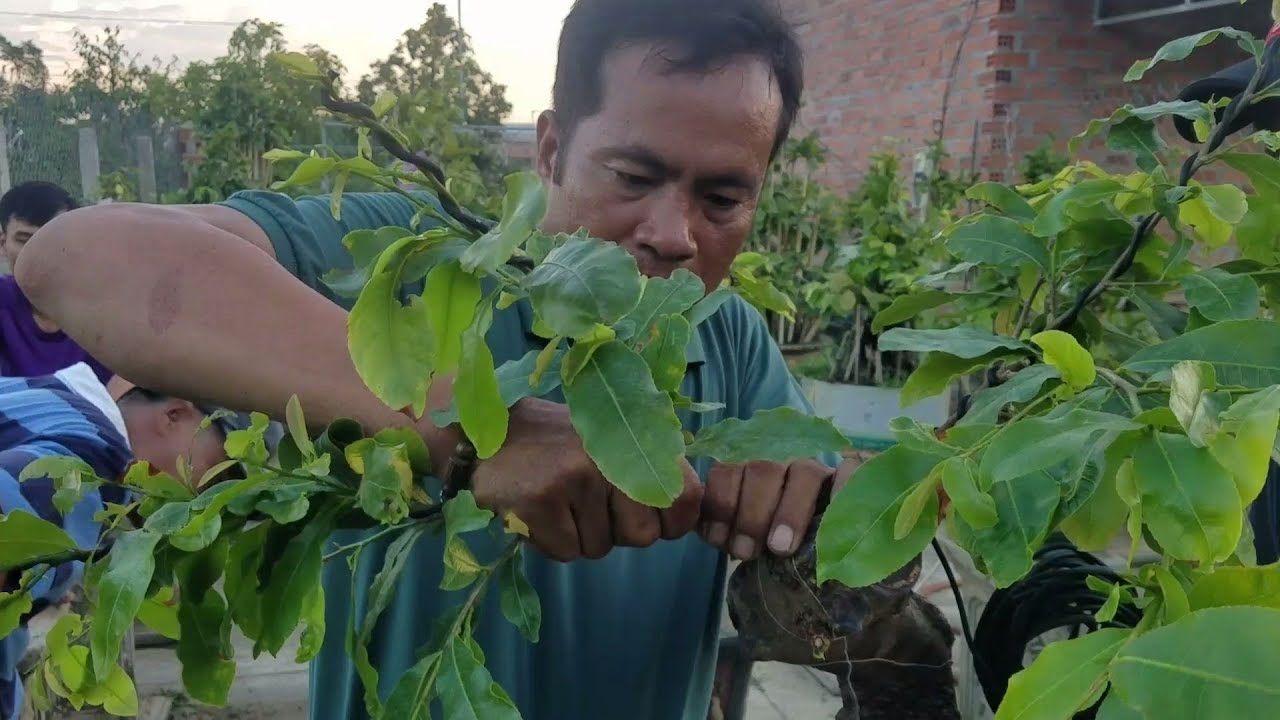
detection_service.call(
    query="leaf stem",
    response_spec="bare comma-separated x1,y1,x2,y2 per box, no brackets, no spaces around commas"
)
1098,367,1143,415
322,507,445,562
1014,274,1045,337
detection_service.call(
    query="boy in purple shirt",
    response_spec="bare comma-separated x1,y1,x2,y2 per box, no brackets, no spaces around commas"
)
0,182,110,381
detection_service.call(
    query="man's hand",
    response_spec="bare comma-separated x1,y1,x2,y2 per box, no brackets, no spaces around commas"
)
466,397,704,562
699,459,834,560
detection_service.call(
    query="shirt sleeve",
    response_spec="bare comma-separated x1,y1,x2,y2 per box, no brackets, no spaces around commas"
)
725,296,844,469
219,189,447,305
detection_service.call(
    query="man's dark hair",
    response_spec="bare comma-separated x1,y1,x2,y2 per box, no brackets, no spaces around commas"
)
0,181,79,231
552,0,804,179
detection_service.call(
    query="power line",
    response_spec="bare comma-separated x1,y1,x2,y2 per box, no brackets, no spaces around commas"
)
0,10,242,28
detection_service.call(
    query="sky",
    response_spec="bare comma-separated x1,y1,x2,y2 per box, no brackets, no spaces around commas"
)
4,0,575,124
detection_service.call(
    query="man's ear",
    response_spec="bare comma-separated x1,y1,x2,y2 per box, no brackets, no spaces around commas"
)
163,399,202,429
536,109,562,185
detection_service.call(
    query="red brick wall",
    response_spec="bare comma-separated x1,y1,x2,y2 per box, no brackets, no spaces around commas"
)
781,0,1269,190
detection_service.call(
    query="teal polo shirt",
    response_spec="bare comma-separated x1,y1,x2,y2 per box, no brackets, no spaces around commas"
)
222,189,836,720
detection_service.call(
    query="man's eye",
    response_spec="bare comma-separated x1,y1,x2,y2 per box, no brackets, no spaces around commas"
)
614,170,655,189
706,194,742,210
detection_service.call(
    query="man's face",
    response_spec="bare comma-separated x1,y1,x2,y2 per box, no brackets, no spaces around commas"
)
1,216,44,269
127,400,230,488
536,44,782,292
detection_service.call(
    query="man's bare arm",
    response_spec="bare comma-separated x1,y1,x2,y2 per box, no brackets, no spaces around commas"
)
14,202,439,448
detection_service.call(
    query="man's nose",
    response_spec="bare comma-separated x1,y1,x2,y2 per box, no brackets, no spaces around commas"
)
637,192,697,264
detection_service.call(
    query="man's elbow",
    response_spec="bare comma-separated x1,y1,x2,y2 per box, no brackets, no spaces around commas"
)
15,204,138,309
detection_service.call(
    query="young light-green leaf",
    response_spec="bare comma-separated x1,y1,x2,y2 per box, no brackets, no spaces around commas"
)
888,417,955,458
432,347,566,427
564,341,686,508
1223,152,1280,203
91,529,161,682
353,441,414,525
285,394,315,459
525,236,644,338
1031,179,1126,239
499,552,541,643
348,251,434,416
1123,320,1280,388
939,457,997,530
1109,606,1280,718
894,472,941,541
424,261,482,373
1031,330,1096,390
871,291,954,334
1181,268,1260,322
455,305,508,458
816,447,941,588
994,627,1131,720
1132,432,1242,566
1188,564,1280,611
945,215,1050,273
1211,409,1278,507
460,171,548,273
965,182,1036,221
879,326,1027,358
900,350,1014,408
685,407,850,464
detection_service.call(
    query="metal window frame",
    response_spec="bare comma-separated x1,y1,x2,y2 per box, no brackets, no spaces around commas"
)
1094,0,1244,26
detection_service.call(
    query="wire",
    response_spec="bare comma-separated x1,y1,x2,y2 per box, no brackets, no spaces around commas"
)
0,10,242,28
940,533,1141,718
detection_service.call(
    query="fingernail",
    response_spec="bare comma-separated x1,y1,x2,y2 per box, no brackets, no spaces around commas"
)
708,522,729,546
769,525,794,555
731,535,756,559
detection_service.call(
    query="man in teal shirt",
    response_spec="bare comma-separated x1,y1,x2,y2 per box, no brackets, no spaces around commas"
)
16,0,854,717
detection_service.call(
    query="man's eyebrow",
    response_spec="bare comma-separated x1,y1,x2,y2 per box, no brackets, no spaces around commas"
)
600,145,759,192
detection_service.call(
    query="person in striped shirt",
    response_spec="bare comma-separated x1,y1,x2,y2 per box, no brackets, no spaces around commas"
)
0,363,272,719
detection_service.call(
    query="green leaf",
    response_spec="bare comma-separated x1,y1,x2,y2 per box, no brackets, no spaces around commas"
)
1180,194,1235,247
1223,152,1280,203
889,417,955,457
980,411,1138,485
635,314,692,392
1181,268,1260,322
901,350,1012,408
432,347,566,427
731,253,796,319
939,457,998,530
564,342,686,507
945,215,1050,272
685,407,850,464
1031,330,1096,390
176,588,235,705
437,636,521,720
455,305,508,459
1031,180,1126,239
499,553,541,643
1188,565,1280,610
525,236,644,338
379,650,438,720
960,364,1060,426
618,268,705,339
1169,361,1223,447
296,584,325,663
1132,432,1242,565
423,261,482,374
0,510,81,570
283,395,315,460
257,509,336,656
348,240,434,416
354,526,426,717
1237,196,1280,264
1097,582,1122,623
136,587,180,641
91,529,161,682
1061,438,1137,552
1125,28,1262,81
353,441,414,524
272,51,322,77
685,287,734,329
816,447,941,587
1211,410,1277,507
371,93,398,118
975,468,1062,586
965,182,1036,221
272,156,336,191
1124,320,1280,388
871,291,954,334
1073,102,1211,154
19,456,103,515
879,326,1027,358
0,590,32,636
444,491,495,541
1109,606,1280,718
994,628,1131,720
441,537,484,591
1154,565,1190,623
263,148,307,163
460,172,548,273
894,472,941,540
1106,115,1165,171
224,522,270,641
